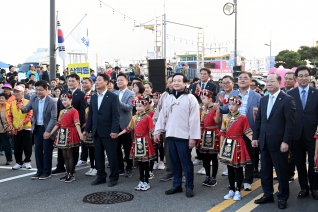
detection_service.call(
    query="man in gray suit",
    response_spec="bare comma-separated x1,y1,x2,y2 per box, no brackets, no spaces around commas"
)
20,80,57,180
114,73,135,177
220,71,261,191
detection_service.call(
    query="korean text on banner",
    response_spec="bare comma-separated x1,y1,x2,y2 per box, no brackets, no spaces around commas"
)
68,63,90,78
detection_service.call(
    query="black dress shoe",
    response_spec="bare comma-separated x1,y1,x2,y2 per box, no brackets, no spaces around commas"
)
278,200,287,209
91,179,106,186
52,167,66,175
297,190,309,198
108,181,117,187
165,186,183,195
254,196,274,204
312,190,318,200
186,189,194,198
31,173,42,180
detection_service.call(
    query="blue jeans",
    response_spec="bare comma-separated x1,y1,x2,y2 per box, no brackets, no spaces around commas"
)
34,126,54,175
167,138,194,189
0,133,12,162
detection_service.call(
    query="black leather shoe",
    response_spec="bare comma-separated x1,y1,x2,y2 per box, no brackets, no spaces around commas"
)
108,181,117,187
278,200,287,209
165,186,183,195
297,190,309,198
91,179,106,186
186,189,194,198
312,190,318,200
31,173,42,180
52,168,66,175
254,196,274,204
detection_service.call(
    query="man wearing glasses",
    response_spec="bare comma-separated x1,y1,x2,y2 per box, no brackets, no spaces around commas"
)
250,80,258,91
287,66,318,200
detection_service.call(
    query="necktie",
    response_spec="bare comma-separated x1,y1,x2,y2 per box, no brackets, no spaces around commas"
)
301,90,306,109
201,83,205,89
267,95,274,118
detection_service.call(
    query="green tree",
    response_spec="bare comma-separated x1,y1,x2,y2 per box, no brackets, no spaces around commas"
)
275,50,306,69
297,45,318,67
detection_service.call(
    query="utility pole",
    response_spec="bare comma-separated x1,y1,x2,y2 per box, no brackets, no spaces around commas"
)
49,0,56,80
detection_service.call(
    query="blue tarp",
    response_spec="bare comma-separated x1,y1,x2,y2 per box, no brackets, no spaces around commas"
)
0,61,9,68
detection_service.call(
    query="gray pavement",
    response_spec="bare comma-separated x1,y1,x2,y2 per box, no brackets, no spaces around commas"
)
0,148,317,212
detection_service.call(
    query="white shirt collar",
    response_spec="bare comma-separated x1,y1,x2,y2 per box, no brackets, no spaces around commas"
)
298,85,309,93
38,96,47,102
238,88,250,95
98,89,107,96
119,88,127,93
269,90,280,98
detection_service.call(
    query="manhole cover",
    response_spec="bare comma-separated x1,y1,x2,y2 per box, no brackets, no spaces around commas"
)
83,191,134,204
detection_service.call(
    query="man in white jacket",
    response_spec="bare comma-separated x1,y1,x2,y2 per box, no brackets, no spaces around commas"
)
154,73,201,198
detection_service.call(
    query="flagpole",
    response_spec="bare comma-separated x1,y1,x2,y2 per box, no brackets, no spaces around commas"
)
64,14,87,40
49,0,56,81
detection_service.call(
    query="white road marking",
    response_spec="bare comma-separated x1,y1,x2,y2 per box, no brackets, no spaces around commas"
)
0,166,37,171
0,172,36,183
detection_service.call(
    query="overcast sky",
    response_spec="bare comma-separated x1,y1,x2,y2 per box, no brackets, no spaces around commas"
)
1,0,317,67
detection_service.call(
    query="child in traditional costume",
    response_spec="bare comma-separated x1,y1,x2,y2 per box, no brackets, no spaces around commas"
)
82,92,97,176
198,89,221,187
219,96,252,201
151,92,165,171
118,95,156,191
50,93,83,183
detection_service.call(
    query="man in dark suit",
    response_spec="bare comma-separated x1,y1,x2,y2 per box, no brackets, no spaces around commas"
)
20,80,57,180
253,73,295,209
191,68,217,170
287,66,318,200
84,73,120,187
114,73,135,177
52,74,86,174
42,65,50,83
111,66,120,90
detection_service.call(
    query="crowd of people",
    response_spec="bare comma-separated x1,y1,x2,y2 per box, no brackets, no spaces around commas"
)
1,63,318,210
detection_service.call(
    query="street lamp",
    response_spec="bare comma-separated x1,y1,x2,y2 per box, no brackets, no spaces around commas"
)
264,41,272,69
223,0,237,66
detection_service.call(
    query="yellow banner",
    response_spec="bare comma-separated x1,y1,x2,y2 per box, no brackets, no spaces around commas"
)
68,63,90,78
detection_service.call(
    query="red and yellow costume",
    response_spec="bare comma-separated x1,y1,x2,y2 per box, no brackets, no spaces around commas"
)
125,112,156,162
219,112,252,168
54,106,80,149
198,105,220,154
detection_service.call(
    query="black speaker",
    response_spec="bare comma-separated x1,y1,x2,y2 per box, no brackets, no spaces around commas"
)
148,59,167,92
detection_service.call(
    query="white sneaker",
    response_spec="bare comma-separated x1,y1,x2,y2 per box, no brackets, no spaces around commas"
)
135,181,143,190
148,171,155,180
222,169,228,176
12,163,22,170
85,168,97,176
193,159,202,165
23,162,32,169
197,167,206,175
76,160,87,167
233,191,242,201
244,183,252,191
224,190,235,200
141,182,150,191
157,161,165,170
85,168,93,175
153,161,159,170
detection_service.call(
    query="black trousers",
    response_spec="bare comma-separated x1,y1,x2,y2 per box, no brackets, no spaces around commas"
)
80,143,88,161
260,143,289,200
13,130,32,164
117,126,133,171
292,131,317,191
94,135,119,182
243,135,254,184
228,166,243,191
139,161,150,183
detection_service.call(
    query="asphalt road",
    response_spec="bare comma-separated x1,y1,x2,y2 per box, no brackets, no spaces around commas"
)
0,148,316,212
